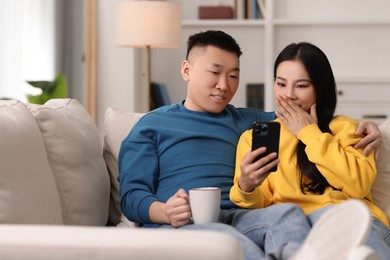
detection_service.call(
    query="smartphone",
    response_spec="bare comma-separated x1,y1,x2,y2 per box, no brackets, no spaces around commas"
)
251,121,280,172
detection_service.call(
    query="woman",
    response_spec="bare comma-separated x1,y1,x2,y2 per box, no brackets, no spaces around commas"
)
230,42,390,259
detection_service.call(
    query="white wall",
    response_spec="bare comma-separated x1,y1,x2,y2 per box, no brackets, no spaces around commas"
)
96,0,147,136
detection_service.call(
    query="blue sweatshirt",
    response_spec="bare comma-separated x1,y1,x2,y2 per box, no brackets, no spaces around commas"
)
118,101,275,226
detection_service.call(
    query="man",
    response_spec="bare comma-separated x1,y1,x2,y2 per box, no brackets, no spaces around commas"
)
118,30,382,259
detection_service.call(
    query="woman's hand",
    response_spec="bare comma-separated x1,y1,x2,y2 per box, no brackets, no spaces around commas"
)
354,120,382,159
238,147,279,192
275,95,317,136
165,189,191,228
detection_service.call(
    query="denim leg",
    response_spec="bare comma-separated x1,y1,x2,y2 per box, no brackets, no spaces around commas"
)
308,205,390,260
220,203,311,259
366,218,390,259
306,204,333,225
159,222,265,260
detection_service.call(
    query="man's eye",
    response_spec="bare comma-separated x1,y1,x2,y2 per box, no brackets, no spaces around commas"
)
229,74,239,79
208,70,219,75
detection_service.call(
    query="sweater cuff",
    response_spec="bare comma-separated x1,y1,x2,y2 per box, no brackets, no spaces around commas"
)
235,185,262,205
297,124,322,145
138,195,159,223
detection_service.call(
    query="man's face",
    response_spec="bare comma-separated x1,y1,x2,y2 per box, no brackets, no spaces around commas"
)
181,45,240,113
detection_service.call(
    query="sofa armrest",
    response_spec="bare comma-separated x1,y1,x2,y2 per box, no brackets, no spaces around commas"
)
0,225,243,260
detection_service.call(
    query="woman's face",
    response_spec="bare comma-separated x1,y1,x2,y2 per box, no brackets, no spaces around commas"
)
274,60,316,112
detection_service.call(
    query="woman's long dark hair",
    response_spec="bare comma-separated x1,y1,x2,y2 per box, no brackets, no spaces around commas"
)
273,42,338,194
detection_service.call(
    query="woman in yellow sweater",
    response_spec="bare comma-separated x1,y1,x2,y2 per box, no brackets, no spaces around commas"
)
230,42,390,259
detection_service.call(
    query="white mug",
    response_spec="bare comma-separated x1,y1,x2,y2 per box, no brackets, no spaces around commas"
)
189,187,221,224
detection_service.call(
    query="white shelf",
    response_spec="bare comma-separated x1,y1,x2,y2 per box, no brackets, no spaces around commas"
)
273,19,390,26
182,19,265,27
336,77,390,84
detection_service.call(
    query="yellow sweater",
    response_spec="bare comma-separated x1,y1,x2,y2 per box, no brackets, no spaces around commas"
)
230,116,389,228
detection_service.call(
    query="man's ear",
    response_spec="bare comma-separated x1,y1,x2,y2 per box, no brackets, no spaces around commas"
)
181,60,190,81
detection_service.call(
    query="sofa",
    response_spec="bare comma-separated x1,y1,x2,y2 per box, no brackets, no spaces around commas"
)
0,98,389,259
0,99,242,260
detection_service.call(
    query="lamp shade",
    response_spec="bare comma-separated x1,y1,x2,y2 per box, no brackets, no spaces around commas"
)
116,1,181,48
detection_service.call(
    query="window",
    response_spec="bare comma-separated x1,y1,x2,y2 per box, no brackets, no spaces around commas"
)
0,0,56,101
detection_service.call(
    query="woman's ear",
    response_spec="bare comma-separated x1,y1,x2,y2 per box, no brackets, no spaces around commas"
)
181,60,190,81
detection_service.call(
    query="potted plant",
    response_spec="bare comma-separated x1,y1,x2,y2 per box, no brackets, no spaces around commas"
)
26,74,68,104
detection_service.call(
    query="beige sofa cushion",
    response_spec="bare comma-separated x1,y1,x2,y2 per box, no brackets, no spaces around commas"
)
103,107,144,225
28,99,110,226
0,100,63,224
372,119,390,220
0,225,244,260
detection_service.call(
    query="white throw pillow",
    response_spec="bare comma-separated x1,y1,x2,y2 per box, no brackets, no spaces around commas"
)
28,99,110,226
103,107,144,226
0,100,63,224
372,119,390,220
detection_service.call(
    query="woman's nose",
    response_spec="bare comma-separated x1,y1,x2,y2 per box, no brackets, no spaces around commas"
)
286,87,296,99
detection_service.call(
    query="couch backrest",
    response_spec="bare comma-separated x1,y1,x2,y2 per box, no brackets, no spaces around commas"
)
103,107,144,226
0,99,111,226
0,100,63,224
372,119,390,219
103,107,390,224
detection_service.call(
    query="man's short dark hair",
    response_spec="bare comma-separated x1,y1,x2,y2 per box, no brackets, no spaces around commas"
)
186,30,242,59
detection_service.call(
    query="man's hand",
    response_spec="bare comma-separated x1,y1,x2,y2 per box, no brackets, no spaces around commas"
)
165,189,191,228
354,120,382,159
238,147,279,192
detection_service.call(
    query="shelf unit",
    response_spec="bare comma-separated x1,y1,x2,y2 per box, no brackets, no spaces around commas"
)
265,0,390,123
151,0,390,123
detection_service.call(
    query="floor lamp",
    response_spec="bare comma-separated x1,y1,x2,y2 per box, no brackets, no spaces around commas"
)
116,1,181,111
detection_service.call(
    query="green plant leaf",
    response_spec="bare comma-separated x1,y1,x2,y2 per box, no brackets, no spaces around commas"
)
26,80,53,92
25,74,68,104
26,94,44,104
49,74,68,98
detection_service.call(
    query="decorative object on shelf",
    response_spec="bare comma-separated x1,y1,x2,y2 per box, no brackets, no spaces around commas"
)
151,82,171,109
116,1,181,111
198,6,234,19
26,74,68,104
246,83,264,110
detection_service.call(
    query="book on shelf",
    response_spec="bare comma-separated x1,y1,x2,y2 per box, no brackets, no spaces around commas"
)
238,0,264,19
257,0,265,18
246,83,264,110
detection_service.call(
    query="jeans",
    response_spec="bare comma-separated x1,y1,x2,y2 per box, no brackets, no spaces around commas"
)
159,203,310,260
307,205,390,260
220,203,310,259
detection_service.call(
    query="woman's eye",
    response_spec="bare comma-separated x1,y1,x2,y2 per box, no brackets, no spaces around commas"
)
276,82,285,87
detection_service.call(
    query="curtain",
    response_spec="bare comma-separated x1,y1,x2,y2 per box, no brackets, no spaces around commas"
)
0,0,56,101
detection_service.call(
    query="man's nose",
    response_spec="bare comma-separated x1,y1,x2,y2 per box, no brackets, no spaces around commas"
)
217,76,229,91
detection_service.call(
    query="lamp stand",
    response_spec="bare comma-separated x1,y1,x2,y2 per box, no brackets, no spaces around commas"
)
116,1,181,112
146,45,152,111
